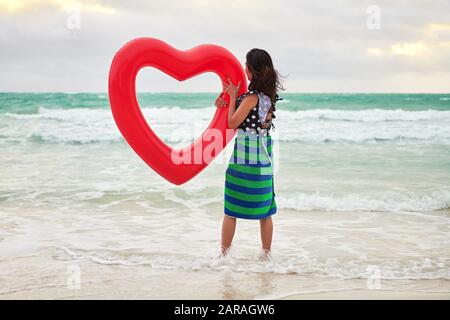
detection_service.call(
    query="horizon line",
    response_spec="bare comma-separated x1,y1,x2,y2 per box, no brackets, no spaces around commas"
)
0,91,449,95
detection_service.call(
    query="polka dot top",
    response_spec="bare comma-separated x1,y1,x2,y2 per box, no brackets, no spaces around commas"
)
235,89,276,135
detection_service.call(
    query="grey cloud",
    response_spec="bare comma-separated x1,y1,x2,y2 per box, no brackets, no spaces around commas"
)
0,0,449,92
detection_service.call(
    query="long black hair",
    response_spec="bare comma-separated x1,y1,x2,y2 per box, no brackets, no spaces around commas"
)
246,48,285,105
246,48,286,124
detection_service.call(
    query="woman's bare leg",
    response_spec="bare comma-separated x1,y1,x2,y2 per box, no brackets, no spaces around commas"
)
221,215,236,256
260,216,273,253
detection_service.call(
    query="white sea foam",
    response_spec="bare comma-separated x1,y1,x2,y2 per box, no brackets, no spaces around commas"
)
276,109,450,143
276,187,450,212
1,107,450,144
280,108,450,122
56,246,450,280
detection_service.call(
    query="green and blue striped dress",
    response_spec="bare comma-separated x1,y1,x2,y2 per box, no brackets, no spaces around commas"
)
224,90,277,220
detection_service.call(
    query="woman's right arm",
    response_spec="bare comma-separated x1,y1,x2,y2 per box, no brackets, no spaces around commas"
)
215,94,227,108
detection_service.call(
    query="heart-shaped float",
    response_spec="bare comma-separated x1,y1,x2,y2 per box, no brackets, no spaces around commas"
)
108,38,247,185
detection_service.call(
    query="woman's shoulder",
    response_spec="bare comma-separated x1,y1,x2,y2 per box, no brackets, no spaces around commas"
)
236,91,258,110
239,89,257,97
238,90,258,101
239,90,268,101
248,89,264,96
240,93,258,105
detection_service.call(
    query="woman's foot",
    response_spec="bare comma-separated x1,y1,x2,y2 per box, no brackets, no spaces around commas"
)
219,244,231,258
258,247,272,261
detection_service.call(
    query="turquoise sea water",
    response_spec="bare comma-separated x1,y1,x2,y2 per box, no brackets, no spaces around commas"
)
2,92,450,114
0,92,449,292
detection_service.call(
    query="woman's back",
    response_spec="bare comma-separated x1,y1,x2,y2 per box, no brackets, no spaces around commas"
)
236,89,276,135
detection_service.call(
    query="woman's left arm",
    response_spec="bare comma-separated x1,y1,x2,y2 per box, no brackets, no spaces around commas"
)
228,95,258,129
223,76,258,129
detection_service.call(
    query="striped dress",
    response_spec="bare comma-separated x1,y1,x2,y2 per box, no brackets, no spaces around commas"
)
224,90,277,220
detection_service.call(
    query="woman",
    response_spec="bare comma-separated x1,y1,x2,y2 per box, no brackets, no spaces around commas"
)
215,48,285,259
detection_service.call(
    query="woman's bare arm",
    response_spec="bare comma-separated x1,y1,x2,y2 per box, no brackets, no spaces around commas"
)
223,75,258,129
228,94,258,129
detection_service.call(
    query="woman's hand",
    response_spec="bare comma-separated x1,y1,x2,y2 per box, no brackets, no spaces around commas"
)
215,94,227,108
223,76,241,99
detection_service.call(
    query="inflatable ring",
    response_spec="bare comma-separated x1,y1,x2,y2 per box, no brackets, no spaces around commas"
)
108,38,247,185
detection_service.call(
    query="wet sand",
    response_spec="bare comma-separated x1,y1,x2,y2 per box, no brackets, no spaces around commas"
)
1,248,448,300
281,290,450,300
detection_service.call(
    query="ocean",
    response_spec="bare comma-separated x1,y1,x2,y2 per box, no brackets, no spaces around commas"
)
0,92,449,298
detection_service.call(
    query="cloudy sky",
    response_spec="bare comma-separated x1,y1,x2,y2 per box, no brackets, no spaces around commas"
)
0,0,449,93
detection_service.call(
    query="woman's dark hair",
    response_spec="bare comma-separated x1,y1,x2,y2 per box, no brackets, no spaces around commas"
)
246,49,286,126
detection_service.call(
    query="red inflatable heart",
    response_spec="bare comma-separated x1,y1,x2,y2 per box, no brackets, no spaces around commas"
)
108,38,247,185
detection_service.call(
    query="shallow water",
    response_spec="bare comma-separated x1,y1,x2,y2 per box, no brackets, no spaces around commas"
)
0,93,449,297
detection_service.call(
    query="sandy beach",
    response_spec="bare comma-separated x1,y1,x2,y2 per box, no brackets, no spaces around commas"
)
281,290,450,300
0,245,448,300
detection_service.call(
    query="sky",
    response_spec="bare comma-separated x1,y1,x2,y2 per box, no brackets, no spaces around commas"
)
0,0,449,93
